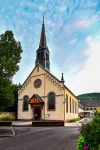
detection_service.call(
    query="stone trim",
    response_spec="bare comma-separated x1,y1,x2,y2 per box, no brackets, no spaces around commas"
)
18,94,64,101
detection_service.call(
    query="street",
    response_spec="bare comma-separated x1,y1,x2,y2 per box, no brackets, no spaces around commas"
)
0,127,79,150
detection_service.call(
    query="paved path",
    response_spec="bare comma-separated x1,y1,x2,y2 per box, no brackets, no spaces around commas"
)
12,121,32,126
0,127,79,150
12,121,82,127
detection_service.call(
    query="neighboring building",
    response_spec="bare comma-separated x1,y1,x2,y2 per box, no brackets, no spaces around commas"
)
18,17,78,121
78,101,84,113
79,99,100,117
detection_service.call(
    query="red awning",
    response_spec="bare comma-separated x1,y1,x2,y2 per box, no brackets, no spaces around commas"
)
29,94,44,105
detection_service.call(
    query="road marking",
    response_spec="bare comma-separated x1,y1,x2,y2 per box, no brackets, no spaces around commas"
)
0,127,53,142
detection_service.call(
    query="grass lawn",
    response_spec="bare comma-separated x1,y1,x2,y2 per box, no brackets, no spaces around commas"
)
68,118,80,123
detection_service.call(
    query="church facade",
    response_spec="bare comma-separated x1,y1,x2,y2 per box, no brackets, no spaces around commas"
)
18,18,78,121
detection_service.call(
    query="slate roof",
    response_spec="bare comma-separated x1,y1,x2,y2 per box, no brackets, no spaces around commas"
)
79,99,100,107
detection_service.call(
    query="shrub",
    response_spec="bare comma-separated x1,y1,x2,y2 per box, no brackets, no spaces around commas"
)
68,118,80,123
79,113,100,150
96,106,100,113
98,145,100,150
0,115,14,121
77,136,86,150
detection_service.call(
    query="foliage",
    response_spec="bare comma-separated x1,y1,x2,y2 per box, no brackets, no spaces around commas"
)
0,30,22,80
0,115,15,121
98,145,100,150
0,82,20,112
0,30,22,112
77,93,100,100
68,118,80,123
0,79,14,111
7,84,21,113
77,136,86,150
79,113,100,150
96,106,100,113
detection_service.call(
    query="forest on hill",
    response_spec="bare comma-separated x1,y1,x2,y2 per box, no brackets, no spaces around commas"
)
77,93,100,100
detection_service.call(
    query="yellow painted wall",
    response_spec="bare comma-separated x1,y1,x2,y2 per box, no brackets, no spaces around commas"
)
64,88,78,120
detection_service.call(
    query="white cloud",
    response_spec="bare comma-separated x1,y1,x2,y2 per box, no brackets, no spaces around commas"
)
67,36,100,95
74,19,91,28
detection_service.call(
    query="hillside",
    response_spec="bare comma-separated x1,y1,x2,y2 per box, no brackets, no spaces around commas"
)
77,93,100,100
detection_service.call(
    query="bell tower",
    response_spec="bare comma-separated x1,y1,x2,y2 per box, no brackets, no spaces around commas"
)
35,16,50,71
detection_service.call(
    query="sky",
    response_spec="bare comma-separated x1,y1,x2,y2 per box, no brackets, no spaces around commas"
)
0,0,100,95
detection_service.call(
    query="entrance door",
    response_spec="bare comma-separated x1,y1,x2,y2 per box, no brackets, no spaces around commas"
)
33,107,41,120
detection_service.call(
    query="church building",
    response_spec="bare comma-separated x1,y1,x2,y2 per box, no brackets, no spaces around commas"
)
18,17,78,121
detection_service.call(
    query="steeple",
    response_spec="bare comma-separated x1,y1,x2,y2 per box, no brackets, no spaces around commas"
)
35,16,50,71
39,16,47,48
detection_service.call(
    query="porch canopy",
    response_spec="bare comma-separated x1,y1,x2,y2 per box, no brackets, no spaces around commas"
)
29,94,44,107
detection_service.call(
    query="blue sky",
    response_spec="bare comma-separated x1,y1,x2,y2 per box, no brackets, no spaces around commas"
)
0,0,100,95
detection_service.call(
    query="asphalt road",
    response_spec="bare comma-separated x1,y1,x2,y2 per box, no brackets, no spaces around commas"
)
0,127,80,150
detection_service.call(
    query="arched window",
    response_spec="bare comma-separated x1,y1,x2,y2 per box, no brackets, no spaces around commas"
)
41,51,44,59
66,94,68,113
23,95,29,111
48,92,55,110
72,100,74,113
38,53,40,59
46,53,49,61
70,97,71,113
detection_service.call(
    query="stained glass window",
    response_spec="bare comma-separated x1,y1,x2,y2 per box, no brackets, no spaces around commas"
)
23,95,29,111
48,92,55,110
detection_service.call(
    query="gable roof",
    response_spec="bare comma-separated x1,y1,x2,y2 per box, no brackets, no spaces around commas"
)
19,65,37,90
38,63,61,82
19,63,78,100
19,63,61,90
38,64,78,99
29,94,44,104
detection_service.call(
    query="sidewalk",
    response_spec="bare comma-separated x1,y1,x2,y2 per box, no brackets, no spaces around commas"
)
12,121,32,127
64,118,87,127
64,122,81,127
13,120,82,127
13,121,81,127
1,119,86,128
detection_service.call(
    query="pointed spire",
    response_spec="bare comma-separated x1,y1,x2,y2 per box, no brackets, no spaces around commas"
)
43,15,44,24
61,73,65,82
39,16,47,48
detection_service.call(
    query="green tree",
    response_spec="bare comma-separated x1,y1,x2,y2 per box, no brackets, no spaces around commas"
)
8,83,21,112
0,78,14,111
0,30,22,111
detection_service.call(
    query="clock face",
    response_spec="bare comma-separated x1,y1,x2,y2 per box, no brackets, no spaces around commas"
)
34,79,42,88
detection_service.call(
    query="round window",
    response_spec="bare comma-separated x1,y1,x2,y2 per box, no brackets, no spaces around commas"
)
34,79,42,88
